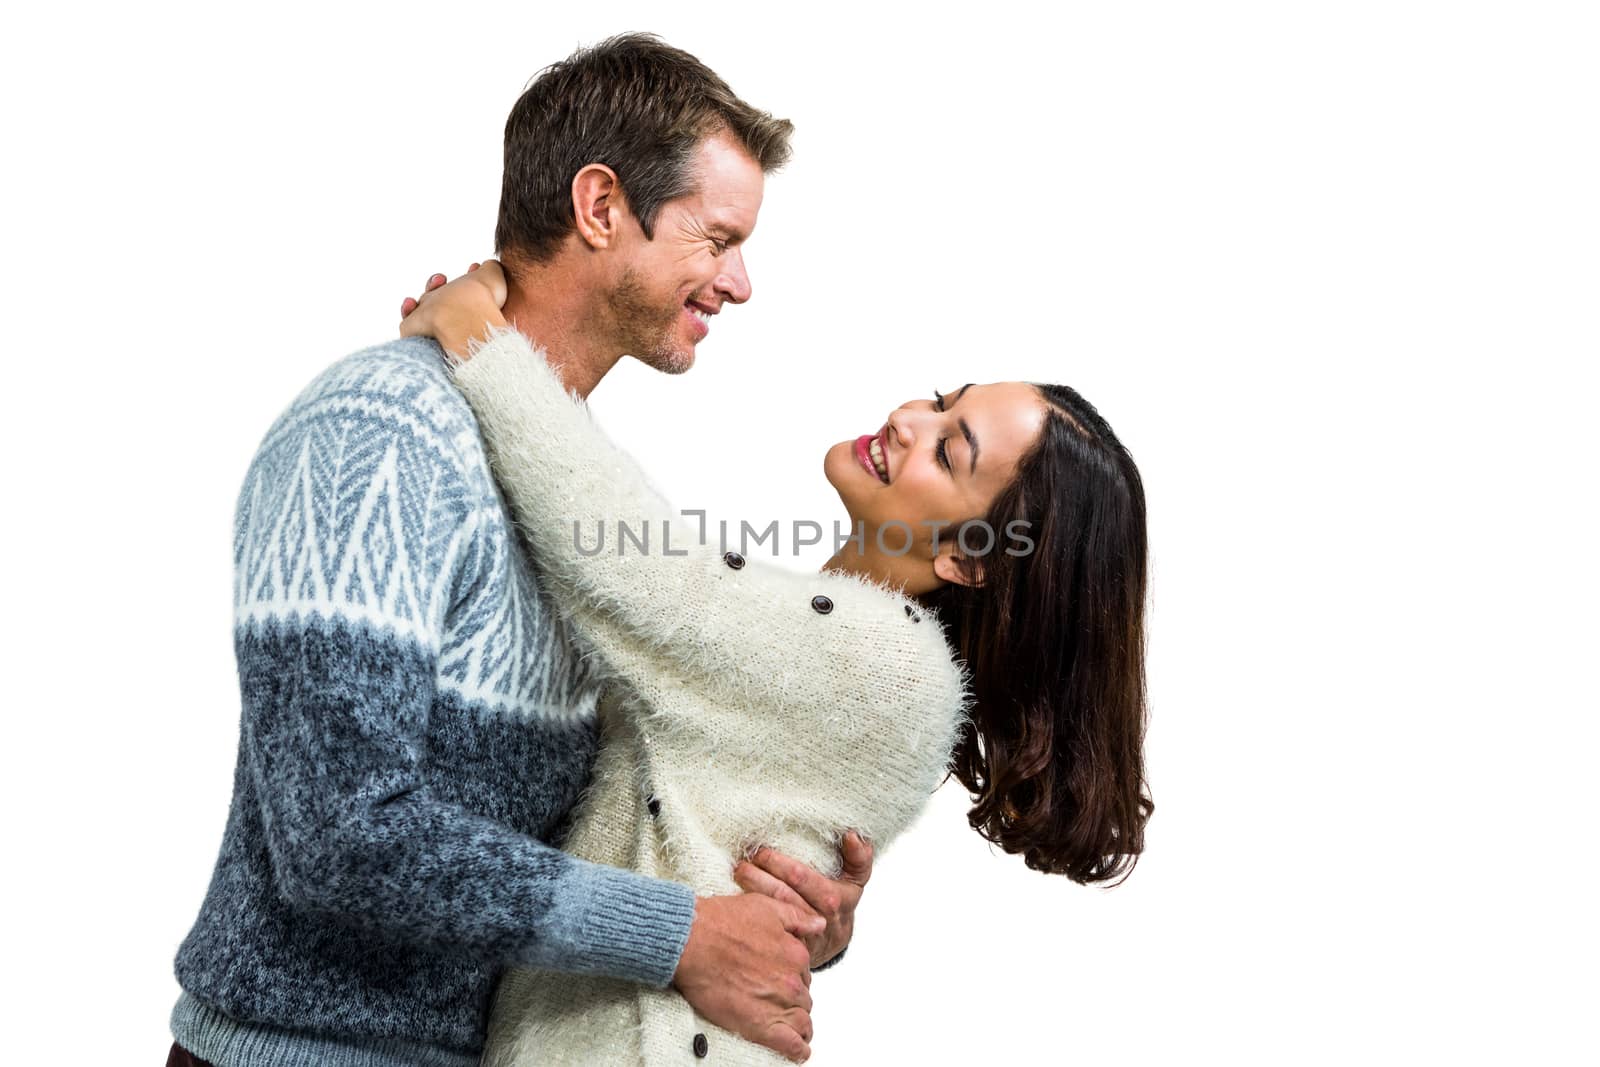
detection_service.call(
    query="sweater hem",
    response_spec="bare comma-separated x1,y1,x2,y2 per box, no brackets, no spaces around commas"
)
170,992,478,1067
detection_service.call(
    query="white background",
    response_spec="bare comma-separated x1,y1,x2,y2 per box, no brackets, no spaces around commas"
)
3,2,1597,1064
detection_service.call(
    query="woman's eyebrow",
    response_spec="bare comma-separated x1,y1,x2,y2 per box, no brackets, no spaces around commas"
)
945,384,979,475
960,418,980,474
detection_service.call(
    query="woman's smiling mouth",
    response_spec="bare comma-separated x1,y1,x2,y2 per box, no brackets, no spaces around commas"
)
854,432,890,483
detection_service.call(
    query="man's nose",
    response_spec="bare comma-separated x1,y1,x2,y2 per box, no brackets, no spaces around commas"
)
715,249,753,304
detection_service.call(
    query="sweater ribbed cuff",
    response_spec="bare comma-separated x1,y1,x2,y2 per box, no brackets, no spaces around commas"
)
518,859,697,988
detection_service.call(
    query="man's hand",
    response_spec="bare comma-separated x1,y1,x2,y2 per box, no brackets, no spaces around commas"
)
734,831,874,969
673,894,822,1063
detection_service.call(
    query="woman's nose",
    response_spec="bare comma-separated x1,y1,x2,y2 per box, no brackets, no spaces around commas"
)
887,407,918,448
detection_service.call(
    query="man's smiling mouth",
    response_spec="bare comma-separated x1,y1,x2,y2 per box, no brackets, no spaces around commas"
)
684,300,716,339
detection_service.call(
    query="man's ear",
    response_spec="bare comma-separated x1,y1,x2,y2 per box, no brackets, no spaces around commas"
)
932,547,985,589
571,163,623,249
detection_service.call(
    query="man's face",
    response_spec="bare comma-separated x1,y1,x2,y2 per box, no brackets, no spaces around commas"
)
607,131,766,374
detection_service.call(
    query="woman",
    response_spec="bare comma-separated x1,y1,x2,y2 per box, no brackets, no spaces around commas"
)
400,263,1152,1067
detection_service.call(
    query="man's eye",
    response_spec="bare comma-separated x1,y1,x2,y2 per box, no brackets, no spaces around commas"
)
711,240,728,255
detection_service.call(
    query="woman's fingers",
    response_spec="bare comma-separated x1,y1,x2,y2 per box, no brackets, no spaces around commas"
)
399,263,499,327
400,273,448,321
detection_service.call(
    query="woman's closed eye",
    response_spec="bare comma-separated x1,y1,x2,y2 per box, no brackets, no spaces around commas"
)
933,389,952,473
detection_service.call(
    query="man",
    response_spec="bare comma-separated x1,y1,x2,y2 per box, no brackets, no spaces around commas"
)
169,34,868,1067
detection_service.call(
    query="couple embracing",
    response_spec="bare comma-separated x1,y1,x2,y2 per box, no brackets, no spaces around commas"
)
169,33,1151,1067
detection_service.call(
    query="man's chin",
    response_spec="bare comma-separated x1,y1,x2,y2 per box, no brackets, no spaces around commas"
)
633,343,696,376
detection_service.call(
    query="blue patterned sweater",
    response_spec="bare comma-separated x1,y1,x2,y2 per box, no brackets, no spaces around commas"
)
171,338,697,1067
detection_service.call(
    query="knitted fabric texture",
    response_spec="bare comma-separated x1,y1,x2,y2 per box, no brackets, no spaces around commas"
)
170,338,696,1067
452,330,969,1067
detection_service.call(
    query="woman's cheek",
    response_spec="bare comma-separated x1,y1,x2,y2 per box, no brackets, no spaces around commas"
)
893,476,937,528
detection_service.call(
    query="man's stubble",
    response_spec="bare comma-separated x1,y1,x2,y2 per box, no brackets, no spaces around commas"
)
610,266,695,376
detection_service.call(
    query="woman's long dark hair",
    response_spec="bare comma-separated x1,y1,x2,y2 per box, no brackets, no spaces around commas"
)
923,383,1152,885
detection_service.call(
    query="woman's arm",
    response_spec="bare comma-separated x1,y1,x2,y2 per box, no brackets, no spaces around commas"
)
450,326,966,723
457,328,965,968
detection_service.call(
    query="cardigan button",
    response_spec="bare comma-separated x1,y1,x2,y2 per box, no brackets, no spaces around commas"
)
693,1032,709,1058
646,795,661,817
810,595,834,615
723,551,746,570
903,604,921,623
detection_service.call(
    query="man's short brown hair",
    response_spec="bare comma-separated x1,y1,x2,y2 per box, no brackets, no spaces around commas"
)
495,33,793,263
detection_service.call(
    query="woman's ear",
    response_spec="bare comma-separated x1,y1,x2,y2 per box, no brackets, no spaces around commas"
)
933,547,985,588
571,164,623,249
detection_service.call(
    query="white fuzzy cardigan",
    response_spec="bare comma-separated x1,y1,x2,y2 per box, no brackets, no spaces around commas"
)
453,331,967,1067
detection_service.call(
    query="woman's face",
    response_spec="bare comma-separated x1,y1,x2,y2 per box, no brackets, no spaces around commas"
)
823,382,1050,588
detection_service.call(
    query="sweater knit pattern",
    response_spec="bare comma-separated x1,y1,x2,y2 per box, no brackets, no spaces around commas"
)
172,338,696,1067
230,342,579,710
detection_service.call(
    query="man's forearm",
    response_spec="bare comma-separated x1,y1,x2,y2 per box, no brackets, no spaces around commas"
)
244,617,694,986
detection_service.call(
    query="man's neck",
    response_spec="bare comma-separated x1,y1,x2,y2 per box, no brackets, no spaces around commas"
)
500,256,619,400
